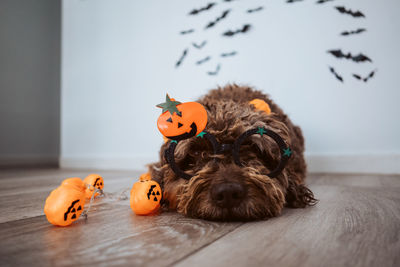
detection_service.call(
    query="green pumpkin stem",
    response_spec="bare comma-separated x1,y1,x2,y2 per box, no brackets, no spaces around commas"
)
156,94,182,115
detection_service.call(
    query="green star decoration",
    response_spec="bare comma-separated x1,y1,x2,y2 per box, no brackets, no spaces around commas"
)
196,131,207,138
257,127,267,136
156,94,182,115
283,148,292,157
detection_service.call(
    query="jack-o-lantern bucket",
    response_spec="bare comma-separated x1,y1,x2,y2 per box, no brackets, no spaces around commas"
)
83,174,104,199
44,177,86,226
130,174,162,215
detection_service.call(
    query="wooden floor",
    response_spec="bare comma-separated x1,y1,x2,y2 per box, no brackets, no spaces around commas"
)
0,169,399,267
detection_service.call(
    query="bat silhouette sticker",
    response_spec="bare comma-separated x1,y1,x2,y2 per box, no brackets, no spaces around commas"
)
207,64,221,76
247,7,264,13
192,41,207,49
196,56,211,65
327,49,372,63
341,28,366,36
316,0,335,4
335,6,365,18
329,66,343,82
189,3,216,15
205,9,230,29
175,49,188,68
221,51,237,57
223,24,251,37
180,29,195,35
353,70,376,82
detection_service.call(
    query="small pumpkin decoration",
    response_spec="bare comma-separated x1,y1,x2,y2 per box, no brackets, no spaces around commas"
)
130,173,162,215
83,174,104,199
44,177,86,226
157,94,207,141
249,99,271,115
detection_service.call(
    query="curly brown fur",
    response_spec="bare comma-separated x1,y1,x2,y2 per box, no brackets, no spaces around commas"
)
149,84,316,221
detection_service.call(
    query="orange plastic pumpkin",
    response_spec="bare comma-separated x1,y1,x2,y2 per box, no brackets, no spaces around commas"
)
249,99,271,115
157,95,207,141
44,177,86,226
130,175,162,215
83,174,104,199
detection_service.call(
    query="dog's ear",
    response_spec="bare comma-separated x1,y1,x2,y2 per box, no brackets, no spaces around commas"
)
285,179,317,208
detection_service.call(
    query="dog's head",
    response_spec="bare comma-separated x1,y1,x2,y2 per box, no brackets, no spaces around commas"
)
151,98,299,221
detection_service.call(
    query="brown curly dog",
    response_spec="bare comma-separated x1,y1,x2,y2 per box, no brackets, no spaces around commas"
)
149,84,316,221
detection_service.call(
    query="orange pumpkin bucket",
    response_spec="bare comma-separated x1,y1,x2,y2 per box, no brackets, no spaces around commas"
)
130,173,162,215
44,177,86,226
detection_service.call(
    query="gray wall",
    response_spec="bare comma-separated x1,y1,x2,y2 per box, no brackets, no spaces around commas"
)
0,0,60,166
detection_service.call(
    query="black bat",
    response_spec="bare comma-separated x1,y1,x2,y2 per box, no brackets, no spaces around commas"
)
335,6,365,18
192,40,207,49
205,9,230,29
329,66,343,82
221,51,237,57
287,0,304,3
189,3,216,15
316,0,334,4
223,24,251,37
180,29,195,35
207,64,221,75
353,70,376,82
175,49,188,68
340,28,366,36
247,6,264,13
327,49,372,63
196,56,211,65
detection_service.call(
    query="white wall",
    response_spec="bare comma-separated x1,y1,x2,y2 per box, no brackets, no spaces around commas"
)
0,0,60,167
61,0,400,173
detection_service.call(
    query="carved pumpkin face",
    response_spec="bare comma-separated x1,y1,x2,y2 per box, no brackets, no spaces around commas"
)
157,95,207,141
44,177,86,226
83,174,104,199
130,179,162,215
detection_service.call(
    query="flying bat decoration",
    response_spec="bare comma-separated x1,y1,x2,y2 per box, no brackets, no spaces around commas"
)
180,29,195,35
221,51,237,57
205,9,230,29
196,56,211,65
335,6,365,18
247,6,264,13
223,24,251,37
192,40,207,49
327,49,372,63
329,66,343,82
316,0,335,4
353,70,377,82
175,49,188,68
340,28,366,36
287,0,304,3
189,3,216,15
207,64,221,76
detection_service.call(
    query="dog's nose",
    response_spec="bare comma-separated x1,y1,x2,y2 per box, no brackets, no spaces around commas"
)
211,183,246,209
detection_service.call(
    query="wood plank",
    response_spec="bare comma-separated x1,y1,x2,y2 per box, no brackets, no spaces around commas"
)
175,181,400,267
0,206,240,266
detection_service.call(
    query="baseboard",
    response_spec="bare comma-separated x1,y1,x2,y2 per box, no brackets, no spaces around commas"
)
60,154,400,174
0,155,59,168
60,156,156,172
306,153,400,174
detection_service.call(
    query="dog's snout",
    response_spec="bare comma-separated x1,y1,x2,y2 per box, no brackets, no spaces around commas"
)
211,183,246,209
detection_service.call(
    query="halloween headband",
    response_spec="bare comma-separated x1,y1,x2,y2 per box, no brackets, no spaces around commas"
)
156,94,292,180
